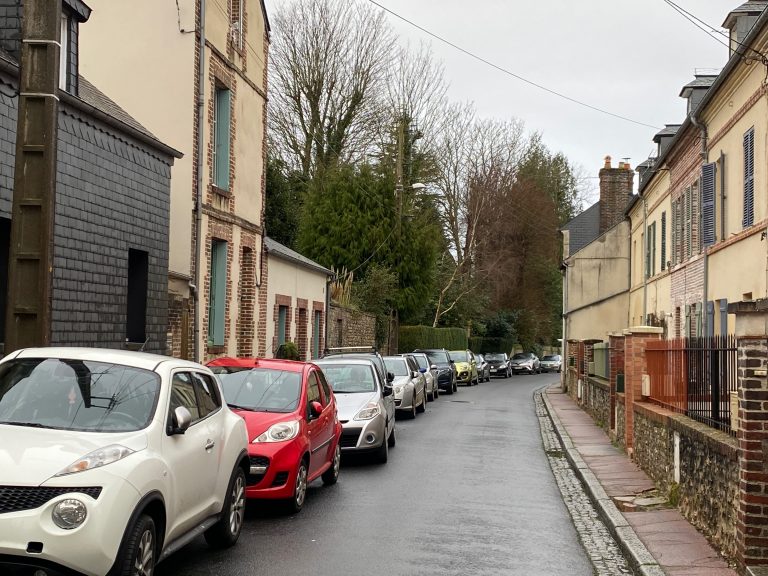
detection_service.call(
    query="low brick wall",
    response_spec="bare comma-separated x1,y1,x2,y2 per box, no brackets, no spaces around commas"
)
633,402,739,561
615,394,625,448
583,376,610,429
566,366,579,401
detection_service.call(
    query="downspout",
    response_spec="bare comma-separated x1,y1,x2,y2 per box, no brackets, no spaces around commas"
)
642,195,648,323
690,110,708,335
561,262,567,391
193,0,206,362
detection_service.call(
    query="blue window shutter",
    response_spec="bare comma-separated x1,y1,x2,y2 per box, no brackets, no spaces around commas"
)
208,240,227,345
671,202,677,266
278,306,287,345
743,127,755,228
313,311,321,358
706,301,715,337
660,211,667,271
701,163,716,246
214,88,231,191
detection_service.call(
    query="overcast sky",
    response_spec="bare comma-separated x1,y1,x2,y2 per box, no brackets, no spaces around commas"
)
264,0,736,204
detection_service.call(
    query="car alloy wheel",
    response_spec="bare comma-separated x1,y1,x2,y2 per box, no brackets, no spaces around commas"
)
293,461,308,511
228,472,245,536
410,397,417,419
322,444,340,485
134,524,154,576
205,466,246,548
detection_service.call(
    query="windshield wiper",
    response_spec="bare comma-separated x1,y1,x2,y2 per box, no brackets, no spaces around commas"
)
1,421,52,429
227,403,256,412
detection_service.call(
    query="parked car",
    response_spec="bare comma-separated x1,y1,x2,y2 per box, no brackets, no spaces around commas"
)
322,347,394,386
0,347,250,576
449,349,479,385
474,353,491,382
208,357,342,514
383,356,426,418
510,352,541,374
485,352,512,378
540,354,563,373
414,348,457,395
407,352,439,400
314,358,395,463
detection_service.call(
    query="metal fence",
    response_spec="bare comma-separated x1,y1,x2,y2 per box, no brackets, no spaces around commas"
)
592,343,610,379
646,335,737,435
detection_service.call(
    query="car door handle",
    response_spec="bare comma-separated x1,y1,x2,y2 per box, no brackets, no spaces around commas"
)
205,439,215,450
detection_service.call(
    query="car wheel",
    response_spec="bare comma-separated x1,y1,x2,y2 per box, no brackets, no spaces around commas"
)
286,459,308,514
434,386,439,399
388,425,396,447
453,380,458,393
376,434,389,463
409,397,417,419
322,444,340,486
112,514,155,576
417,391,426,413
204,466,245,548
444,382,453,395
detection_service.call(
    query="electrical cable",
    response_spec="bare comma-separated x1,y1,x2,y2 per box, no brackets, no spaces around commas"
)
366,0,660,130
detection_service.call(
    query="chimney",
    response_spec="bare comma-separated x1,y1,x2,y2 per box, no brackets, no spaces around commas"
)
599,156,634,234
723,1,767,56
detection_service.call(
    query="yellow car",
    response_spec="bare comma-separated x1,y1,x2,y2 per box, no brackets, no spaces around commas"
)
449,349,479,386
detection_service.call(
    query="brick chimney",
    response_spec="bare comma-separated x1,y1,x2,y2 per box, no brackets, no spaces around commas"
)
599,155,633,234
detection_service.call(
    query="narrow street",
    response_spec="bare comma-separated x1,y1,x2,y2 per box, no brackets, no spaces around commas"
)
157,374,596,576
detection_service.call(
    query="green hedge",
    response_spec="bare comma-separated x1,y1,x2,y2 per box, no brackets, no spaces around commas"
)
398,325,467,353
469,337,516,355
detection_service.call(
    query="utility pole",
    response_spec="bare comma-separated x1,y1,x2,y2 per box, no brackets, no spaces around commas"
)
389,115,405,355
5,0,62,353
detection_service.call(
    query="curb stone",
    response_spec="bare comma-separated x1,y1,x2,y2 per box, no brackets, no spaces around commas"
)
538,386,666,576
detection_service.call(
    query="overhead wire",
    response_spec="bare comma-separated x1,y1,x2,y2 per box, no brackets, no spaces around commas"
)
365,0,660,130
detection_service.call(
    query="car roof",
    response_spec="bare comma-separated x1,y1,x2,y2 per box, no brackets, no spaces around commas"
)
7,347,203,372
314,358,374,366
206,356,309,372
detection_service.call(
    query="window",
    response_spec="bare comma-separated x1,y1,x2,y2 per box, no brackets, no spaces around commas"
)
278,305,288,345
743,127,755,228
685,184,693,258
313,311,321,358
645,222,656,278
213,87,231,191
59,13,69,90
169,372,201,424
317,370,332,401
192,372,221,417
306,371,322,409
701,163,716,247
718,153,727,240
208,240,227,346
660,211,667,271
231,0,244,50
126,249,149,344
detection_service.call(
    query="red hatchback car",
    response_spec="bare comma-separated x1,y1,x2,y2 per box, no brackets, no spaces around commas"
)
207,357,342,513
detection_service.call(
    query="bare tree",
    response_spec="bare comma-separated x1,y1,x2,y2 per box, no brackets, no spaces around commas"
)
268,0,394,177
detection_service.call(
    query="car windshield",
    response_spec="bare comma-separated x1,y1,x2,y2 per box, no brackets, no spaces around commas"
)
412,355,429,370
512,353,532,360
0,358,161,432
450,351,469,362
485,353,506,361
423,350,448,364
316,363,376,394
384,358,409,377
210,367,301,412
474,354,483,363
542,355,561,361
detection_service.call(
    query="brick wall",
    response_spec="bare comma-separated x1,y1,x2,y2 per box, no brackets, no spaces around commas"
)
167,293,192,359
609,334,625,431
328,304,376,350
296,298,308,360
622,327,662,449
598,158,633,234
236,234,256,357
50,105,172,353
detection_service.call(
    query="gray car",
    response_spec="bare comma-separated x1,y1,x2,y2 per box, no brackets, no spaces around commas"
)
406,352,439,401
315,358,396,463
384,356,426,418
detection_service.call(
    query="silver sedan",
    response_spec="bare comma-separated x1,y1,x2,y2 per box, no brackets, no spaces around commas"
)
384,356,426,418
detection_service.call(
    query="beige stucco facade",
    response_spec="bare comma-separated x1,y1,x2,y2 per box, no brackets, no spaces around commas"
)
80,0,270,360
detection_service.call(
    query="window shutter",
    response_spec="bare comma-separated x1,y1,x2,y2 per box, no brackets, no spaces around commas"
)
701,163,716,247
651,222,656,275
743,127,755,228
685,186,692,259
660,211,667,271
645,229,651,279
214,88,231,191
208,241,228,345
671,201,678,266
719,299,728,337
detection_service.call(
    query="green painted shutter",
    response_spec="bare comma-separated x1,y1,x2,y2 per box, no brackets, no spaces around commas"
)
278,306,287,345
660,211,667,271
313,311,321,358
743,127,755,228
214,88,231,191
701,162,716,246
208,240,227,345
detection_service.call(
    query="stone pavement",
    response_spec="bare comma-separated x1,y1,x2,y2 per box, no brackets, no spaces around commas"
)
542,385,738,576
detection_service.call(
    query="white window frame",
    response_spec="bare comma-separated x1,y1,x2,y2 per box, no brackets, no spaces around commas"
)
59,14,69,91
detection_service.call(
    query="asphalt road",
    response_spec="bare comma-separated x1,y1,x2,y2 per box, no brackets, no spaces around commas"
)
157,371,593,576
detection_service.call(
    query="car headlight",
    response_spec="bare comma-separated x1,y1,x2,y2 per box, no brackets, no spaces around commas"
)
56,444,134,476
394,386,404,395
52,499,87,530
253,420,300,443
354,402,381,421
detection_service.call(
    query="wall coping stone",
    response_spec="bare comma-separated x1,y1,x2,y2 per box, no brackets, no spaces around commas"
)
587,375,610,391
623,326,664,335
617,392,625,405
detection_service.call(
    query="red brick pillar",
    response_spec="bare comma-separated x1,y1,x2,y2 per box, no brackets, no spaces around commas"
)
622,326,663,452
730,300,768,572
609,333,625,432
568,340,585,402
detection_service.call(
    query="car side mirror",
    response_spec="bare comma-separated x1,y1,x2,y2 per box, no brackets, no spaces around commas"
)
169,406,192,435
430,364,437,370
412,371,420,379
419,368,427,373
382,385,393,397
387,372,395,383
309,401,323,420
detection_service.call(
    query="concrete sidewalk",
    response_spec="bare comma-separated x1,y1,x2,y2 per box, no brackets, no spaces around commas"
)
542,386,738,576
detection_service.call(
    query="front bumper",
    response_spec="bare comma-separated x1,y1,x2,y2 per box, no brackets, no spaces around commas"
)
489,366,508,376
540,364,561,372
435,371,453,390
245,439,306,500
338,414,387,452
0,478,141,576
511,365,535,373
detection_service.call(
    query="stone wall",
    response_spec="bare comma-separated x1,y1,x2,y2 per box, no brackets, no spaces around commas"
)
615,395,626,447
327,304,376,350
633,402,739,561
583,376,610,429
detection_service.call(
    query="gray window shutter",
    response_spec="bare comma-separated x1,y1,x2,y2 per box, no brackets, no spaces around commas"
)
701,162,716,246
660,211,667,271
743,127,755,228
671,201,678,266
719,299,728,336
706,301,715,337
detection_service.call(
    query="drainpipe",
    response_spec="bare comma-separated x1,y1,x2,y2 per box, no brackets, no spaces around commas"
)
642,194,648,323
690,111,708,336
561,261,568,391
193,0,206,362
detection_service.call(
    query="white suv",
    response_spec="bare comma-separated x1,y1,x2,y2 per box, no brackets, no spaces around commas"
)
0,347,249,576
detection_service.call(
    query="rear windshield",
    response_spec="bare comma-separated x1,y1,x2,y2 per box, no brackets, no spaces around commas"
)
384,357,409,377
316,363,376,394
210,367,301,413
450,351,469,362
423,350,448,364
